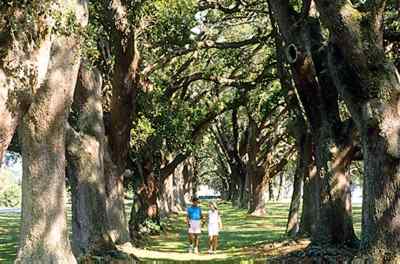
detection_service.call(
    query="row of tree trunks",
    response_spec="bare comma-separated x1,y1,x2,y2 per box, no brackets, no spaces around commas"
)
16,14,86,262
66,65,115,257
272,18,310,237
129,152,197,239
315,0,400,260
104,0,141,244
269,0,358,246
158,157,196,216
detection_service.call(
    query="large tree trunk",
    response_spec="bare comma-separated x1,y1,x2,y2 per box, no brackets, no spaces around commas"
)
298,160,318,236
16,26,84,263
316,138,359,247
103,147,129,243
315,1,400,260
269,1,358,245
287,160,303,237
0,91,21,166
249,167,268,216
104,2,140,244
276,172,284,201
173,163,187,210
287,126,310,237
158,167,175,217
230,169,241,207
67,65,115,256
129,157,159,240
247,116,260,214
268,179,275,201
0,25,52,167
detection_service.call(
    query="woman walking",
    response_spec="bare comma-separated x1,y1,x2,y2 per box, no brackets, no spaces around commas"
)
207,201,222,254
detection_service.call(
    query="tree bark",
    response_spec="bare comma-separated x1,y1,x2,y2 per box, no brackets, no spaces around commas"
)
173,162,187,210
247,115,270,216
249,167,268,216
0,27,52,167
316,138,359,247
299,159,318,236
268,179,275,201
158,173,175,217
129,156,160,240
276,172,284,201
287,160,303,237
104,2,140,244
67,65,115,257
269,0,358,245
315,1,400,260
287,124,310,237
103,146,129,243
16,30,84,263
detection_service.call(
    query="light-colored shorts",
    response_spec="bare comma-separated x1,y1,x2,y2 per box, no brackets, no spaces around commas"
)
188,220,201,234
208,223,219,236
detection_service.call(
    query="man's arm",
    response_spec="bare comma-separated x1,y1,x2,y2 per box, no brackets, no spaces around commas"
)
200,208,206,226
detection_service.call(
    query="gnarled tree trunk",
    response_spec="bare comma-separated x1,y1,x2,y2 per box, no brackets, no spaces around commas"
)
103,147,129,243
249,167,268,216
0,24,52,167
103,1,140,244
67,65,115,257
316,139,359,246
315,0,400,260
16,24,85,263
269,1,358,245
287,124,311,237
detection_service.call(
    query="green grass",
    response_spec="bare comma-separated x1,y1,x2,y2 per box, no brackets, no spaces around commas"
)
137,201,362,263
0,202,362,263
148,202,288,253
0,213,19,264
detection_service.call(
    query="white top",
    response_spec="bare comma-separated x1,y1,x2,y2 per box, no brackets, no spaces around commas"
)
208,210,220,225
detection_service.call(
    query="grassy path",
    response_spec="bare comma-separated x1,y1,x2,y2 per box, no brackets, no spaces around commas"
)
137,201,361,263
0,201,362,263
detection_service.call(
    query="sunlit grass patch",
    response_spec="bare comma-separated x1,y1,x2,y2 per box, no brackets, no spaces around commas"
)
0,213,19,264
0,201,362,263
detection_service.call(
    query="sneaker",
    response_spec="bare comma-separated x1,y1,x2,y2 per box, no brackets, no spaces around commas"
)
208,249,213,255
188,245,193,253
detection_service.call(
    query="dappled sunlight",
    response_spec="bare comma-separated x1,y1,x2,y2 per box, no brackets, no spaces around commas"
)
139,202,311,262
0,201,363,263
0,213,19,263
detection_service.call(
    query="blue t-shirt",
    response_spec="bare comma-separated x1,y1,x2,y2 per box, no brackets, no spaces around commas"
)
187,206,202,220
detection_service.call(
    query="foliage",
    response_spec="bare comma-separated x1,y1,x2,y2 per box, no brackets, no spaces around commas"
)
137,218,163,236
0,169,20,208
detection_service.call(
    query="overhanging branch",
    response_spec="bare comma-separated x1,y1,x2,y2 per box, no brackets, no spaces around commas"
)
142,35,271,76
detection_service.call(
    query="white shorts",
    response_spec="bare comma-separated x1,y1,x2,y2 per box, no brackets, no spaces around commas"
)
189,220,201,234
208,223,219,236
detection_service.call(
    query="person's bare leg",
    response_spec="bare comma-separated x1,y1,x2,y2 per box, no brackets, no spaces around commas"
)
208,236,213,253
213,236,219,252
188,233,194,252
194,234,200,253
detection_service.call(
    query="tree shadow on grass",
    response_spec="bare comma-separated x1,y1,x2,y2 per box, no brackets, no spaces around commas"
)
0,213,19,263
148,202,290,257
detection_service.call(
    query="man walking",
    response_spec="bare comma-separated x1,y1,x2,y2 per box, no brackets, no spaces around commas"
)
186,197,203,254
